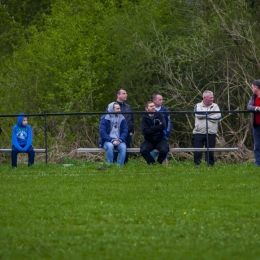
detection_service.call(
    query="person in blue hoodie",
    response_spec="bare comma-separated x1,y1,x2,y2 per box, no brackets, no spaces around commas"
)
99,102,128,166
11,114,34,167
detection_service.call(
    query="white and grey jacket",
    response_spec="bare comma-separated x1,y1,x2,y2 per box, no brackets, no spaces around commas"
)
193,101,222,134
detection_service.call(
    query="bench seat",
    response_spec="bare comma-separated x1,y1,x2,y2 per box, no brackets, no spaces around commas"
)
0,149,46,153
77,148,238,153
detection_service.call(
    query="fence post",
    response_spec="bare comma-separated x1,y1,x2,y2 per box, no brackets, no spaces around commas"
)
44,115,48,164
206,112,210,166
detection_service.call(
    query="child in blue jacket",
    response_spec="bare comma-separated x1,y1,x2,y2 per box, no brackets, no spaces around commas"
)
11,114,34,167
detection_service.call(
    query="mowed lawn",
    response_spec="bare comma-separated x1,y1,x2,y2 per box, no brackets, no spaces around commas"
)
0,160,260,260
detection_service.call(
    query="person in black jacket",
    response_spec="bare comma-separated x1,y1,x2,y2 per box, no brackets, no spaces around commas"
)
113,88,134,163
140,101,169,165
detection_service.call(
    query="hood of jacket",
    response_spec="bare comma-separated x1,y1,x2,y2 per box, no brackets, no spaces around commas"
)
107,102,116,113
17,113,25,126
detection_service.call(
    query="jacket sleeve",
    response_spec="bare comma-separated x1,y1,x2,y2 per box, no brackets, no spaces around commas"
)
128,105,134,133
12,126,23,151
119,119,128,142
22,125,33,152
99,117,113,143
194,104,207,119
247,95,258,111
208,104,222,122
141,116,165,136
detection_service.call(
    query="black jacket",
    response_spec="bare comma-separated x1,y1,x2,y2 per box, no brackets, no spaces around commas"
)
141,112,166,143
116,101,134,134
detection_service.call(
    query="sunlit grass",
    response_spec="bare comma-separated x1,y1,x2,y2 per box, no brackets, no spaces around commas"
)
0,160,260,259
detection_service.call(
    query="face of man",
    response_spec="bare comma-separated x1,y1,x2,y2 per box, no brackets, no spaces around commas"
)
117,89,127,102
252,84,260,95
203,94,214,107
146,102,156,113
153,95,163,108
113,104,121,113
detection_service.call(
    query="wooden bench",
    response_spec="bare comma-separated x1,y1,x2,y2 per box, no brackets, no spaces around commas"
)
0,149,46,153
78,148,238,153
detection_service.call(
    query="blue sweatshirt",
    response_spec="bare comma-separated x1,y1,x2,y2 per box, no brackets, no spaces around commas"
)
12,114,33,152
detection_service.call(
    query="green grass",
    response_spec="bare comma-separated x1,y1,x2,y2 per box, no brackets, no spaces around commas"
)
0,160,260,259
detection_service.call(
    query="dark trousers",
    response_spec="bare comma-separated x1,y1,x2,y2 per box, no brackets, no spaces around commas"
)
114,134,132,164
140,139,169,164
11,145,35,167
253,126,260,166
193,134,216,166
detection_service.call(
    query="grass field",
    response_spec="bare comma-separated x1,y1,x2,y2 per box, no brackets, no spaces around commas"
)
0,159,260,260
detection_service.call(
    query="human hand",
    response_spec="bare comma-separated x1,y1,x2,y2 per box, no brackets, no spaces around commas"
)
113,140,120,146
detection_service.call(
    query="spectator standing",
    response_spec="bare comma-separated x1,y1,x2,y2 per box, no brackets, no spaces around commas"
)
247,80,260,166
193,91,221,166
114,89,134,163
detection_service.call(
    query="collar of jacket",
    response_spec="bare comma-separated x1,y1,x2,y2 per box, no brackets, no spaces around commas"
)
116,101,124,106
202,101,214,108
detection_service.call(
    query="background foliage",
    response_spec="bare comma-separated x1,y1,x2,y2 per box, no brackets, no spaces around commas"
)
0,0,259,162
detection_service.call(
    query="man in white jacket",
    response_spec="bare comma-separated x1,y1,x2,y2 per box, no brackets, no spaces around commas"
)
193,90,221,166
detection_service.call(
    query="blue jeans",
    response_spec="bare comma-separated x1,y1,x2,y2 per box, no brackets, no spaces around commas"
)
114,134,132,164
104,141,126,166
253,126,260,166
11,145,35,167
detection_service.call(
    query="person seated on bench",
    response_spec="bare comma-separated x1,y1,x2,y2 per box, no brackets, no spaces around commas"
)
11,113,35,168
140,101,169,165
99,102,128,166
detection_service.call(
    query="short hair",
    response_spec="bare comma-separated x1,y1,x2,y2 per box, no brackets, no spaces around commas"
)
116,88,125,96
145,101,154,109
203,90,213,98
252,80,260,89
152,93,162,101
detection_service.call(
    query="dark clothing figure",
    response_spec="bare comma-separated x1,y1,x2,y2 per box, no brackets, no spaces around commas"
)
140,112,169,164
113,100,134,164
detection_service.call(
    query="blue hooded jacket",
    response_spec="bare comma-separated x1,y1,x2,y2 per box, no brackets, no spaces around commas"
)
99,102,128,147
12,114,33,152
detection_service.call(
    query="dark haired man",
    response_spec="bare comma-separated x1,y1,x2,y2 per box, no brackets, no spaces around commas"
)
151,93,172,165
140,101,169,165
114,89,134,163
247,80,260,166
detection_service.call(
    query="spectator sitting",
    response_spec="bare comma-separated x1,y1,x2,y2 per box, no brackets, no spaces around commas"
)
99,102,128,166
11,114,35,168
